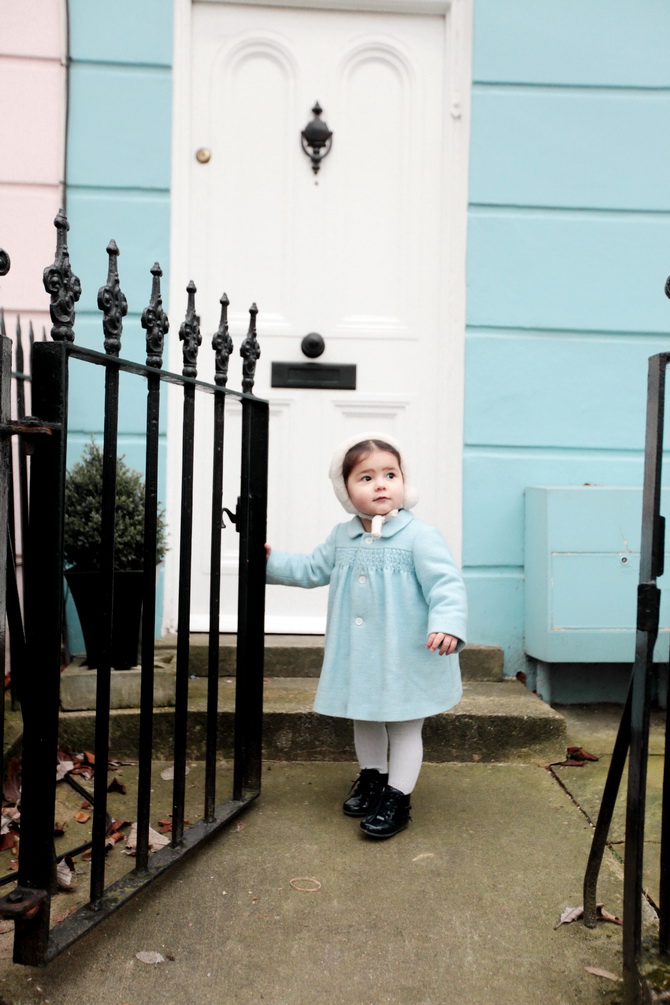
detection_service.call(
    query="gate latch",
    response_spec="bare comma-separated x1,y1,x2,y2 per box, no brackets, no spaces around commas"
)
0,886,47,920
222,498,241,532
637,582,661,634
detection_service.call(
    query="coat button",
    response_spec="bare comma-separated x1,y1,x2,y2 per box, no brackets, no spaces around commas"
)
365,536,373,544
359,575,366,584
355,617,363,625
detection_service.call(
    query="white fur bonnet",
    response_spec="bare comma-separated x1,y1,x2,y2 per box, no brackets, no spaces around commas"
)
328,431,419,537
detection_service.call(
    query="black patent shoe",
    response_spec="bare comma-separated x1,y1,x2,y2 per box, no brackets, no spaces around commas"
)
360,785,411,838
342,768,389,817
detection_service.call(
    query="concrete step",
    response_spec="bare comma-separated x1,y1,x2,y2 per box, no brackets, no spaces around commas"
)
155,636,505,682
56,677,566,764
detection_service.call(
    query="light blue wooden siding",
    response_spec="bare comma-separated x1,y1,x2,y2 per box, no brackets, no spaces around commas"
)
465,332,667,451
472,0,670,87
68,0,172,67
469,88,670,212
65,0,173,646
66,1,172,362
68,65,171,191
468,211,670,333
66,191,171,316
464,0,670,679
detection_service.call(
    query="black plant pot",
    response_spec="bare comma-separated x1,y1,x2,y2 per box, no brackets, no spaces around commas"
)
65,569,144,670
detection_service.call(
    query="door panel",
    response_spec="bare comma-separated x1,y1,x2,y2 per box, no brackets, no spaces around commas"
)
187,2,453,632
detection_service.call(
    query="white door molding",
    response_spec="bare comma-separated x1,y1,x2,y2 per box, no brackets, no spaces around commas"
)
197,0,453,12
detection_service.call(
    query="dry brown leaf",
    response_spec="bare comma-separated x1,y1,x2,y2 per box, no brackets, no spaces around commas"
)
135,950,165,965
55,760,74,782
596,904,622,926
104,831,126,849
124,823,170,855
585,966,622,982
107,777,126,795
0,833,15,852
554,902,621,929
74,811,90,824
2,758,21,805
107,819,131,834
160,765,189,781
567,746,599,761
56,857,76,891
555,905,584,928
0,807,20,835
52,904,79,924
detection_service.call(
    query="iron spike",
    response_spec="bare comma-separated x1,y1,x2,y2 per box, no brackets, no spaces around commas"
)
240,302,260,395
142,262,169,369
98,239,128,357
42,210,81,342
212,292,233,387
179,280,201,378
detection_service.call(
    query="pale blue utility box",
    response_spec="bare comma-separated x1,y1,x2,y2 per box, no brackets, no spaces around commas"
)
525,486,670,664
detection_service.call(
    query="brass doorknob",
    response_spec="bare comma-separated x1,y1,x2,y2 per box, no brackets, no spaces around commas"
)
195,148,212,164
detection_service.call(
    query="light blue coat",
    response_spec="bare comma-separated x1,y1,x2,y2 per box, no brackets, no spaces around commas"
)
266,510,468,721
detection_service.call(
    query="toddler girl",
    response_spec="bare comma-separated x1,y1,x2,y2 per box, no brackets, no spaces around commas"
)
265,432,467,839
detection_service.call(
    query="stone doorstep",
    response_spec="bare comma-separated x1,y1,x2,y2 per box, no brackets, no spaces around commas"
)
60,656,177,712
56,677,567,764
155,636,505,682
59,642,505,712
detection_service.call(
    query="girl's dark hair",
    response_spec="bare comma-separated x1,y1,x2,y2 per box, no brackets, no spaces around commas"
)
342,439,402,484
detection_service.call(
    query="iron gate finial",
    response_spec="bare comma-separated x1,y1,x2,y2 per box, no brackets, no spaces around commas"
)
42,211,81,343
212,292,233,387
179,280,202,378
142,262,169,369
240,303,260,394
98,240,128,357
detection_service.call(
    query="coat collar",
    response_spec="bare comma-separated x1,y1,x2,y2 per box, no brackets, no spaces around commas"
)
346,509,414,540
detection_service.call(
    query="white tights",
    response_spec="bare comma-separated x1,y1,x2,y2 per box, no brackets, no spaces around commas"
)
353,718,425,796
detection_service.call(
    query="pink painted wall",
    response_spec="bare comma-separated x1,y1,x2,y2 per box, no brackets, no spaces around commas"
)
0,0,67,340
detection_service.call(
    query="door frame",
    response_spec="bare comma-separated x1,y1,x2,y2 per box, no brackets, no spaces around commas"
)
165,0,472,632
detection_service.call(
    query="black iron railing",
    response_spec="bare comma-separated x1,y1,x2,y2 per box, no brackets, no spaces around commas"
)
582,331,670,1001
0,213,268,965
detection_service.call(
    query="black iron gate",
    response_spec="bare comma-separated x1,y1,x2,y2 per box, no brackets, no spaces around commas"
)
0,213,268,965
581,286,670,1001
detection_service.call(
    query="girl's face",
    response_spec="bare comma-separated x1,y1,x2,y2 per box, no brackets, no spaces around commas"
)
345,449,404,518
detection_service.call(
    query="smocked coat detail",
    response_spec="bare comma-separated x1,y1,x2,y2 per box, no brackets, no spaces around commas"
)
266,510,468,721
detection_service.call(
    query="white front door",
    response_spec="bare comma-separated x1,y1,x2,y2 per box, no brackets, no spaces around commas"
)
168,0,471,634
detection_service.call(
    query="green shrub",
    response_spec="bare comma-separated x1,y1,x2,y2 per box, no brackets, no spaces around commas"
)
63,440,167,571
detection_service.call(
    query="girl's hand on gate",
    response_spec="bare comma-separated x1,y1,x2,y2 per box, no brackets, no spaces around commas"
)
426,632,458,656
264,543,272,561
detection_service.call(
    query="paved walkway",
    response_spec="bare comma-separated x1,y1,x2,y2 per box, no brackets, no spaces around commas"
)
0,705,662,1005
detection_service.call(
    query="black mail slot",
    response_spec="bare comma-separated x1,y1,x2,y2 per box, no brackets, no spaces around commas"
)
271,362,357,390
